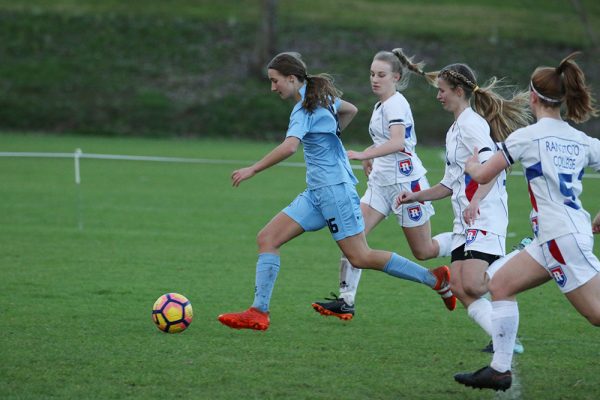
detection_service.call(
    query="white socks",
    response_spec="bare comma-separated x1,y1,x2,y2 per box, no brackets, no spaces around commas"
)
467,297,493,337
490,300,519,373
433,232,453,257
339,256,361,305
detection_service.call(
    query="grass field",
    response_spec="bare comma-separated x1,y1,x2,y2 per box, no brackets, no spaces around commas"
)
1,132,599,399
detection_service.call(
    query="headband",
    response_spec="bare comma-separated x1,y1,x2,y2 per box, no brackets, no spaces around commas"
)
530,81,562,103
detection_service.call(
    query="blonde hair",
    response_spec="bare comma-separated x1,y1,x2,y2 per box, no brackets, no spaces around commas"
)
432,64,531,142
530,51,598,123
267,52,341,113
372,48,432,91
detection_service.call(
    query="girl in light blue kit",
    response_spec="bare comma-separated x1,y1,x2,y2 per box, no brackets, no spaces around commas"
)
218,52,454,331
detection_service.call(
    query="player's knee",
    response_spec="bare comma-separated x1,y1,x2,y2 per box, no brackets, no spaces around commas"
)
256,228,276,250
585,312,600,327
462,281,487,298
488,278,510,299
345,254,366,269
411,248,430,261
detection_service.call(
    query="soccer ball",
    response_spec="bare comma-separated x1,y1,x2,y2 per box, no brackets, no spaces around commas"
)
152,293,193,333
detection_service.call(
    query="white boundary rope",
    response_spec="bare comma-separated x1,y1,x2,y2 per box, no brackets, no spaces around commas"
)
1,150,599,184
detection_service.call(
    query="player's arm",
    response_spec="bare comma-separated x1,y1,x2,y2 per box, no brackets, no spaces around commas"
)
396,183,452,207
463,178,498,226
231,136,300,187
337,100,358,130
593,211,600,234
348,124,405,161
465,147,509,184
351,144,375,177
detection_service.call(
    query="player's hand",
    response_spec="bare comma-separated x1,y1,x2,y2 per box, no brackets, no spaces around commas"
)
465,146,480,176
396,191,417,207
362,159,373,177
231,167,255,187
593,211,600,234
347,150,367,161
463,200,480,226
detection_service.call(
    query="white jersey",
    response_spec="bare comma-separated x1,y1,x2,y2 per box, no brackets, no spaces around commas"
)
501,117,600,243
441,108,508,236
367,92,427,186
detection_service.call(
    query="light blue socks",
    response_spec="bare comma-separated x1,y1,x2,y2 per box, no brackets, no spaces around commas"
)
383,253,436,287
251,253,280,312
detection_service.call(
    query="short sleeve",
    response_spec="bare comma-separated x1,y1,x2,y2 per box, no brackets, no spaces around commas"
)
586,135,600,172
460,123,495,163
501,128,529,165
385,96,409,128
286,109,309,140
440,159,458,190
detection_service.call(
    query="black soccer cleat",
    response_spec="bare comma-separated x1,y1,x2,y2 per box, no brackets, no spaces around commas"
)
311,292,355,320
454,366,512,391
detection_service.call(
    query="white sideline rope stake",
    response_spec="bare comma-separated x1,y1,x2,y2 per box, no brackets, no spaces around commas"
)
74,148,82,184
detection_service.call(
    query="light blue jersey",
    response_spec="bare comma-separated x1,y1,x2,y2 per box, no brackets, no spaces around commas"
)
285,85,358,189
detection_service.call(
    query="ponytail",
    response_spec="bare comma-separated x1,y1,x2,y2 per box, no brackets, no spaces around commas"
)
531,52,598,123
303,74,341,113
268,52,341,113
432,64,531,141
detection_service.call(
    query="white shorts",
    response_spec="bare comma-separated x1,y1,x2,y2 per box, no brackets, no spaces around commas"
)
526,234,600,293
360,176,435,228
451,230,506,257
486,248,520,280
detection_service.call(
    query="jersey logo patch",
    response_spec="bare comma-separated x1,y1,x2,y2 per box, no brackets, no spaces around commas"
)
550,266,567,288
407,205,422,222
465,229,478,244
398,159,413,176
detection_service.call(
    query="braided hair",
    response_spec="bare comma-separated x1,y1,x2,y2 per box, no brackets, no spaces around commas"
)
436,64,531,142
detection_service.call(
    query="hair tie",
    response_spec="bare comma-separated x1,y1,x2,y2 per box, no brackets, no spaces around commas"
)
304,74,310,81
473,85,480,93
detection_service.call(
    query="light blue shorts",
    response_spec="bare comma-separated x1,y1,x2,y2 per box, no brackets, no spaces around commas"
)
283,183,365,241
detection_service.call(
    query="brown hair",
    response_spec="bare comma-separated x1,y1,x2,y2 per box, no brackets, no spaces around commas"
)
433,63,531,141
267,52,341,113
530,52,598,123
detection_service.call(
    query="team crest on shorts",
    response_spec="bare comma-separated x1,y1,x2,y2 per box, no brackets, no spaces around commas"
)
466,229,478,244
407,205,422,222
398,159,413,176
550,266,567,288
531,216,539,237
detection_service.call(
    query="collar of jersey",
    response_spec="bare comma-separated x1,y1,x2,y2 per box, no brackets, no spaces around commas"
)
292,84,307,113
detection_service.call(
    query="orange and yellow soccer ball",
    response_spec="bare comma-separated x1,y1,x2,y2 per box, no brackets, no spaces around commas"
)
152,293,193,333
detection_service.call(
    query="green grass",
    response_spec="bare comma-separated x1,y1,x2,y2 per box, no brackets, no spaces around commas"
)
1,132,600,399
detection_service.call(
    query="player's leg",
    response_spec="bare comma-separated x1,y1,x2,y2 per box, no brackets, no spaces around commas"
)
337,233,455,310
312,203,385,320
565,274,600,326
481,241,533,354
451,258,493,334
452,232,505,336
219,191,316,330
454,249,549,390
338,203,385,305
398,177,452,260
551,234,600,326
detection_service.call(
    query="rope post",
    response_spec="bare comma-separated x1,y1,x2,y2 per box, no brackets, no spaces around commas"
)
74,148,82,184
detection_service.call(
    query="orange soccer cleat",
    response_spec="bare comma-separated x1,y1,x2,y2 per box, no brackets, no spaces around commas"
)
217,307,270,331
431,265,456,311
